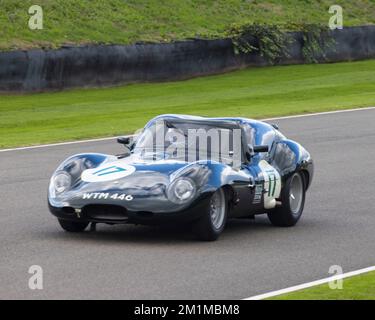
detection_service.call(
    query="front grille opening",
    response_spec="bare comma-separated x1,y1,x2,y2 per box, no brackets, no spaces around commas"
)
137,211,154,217
62,207,75,215
82,204,128,221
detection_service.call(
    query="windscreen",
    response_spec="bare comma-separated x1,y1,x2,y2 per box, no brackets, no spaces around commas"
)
133,119,244,166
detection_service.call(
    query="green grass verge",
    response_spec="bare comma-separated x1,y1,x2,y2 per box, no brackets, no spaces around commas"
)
1,60,375,149
270,271,375,300
1,0,375,50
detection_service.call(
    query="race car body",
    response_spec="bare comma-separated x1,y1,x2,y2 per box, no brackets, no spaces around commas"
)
48,114,314,240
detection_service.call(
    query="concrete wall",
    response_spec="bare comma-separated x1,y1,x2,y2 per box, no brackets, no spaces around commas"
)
0,26,374,92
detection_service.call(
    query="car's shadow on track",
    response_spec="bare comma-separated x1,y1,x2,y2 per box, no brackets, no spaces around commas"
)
42,216,280,244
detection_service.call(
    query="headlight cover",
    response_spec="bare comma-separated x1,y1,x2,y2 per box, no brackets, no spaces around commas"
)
167,178,196,204
53,172,72,194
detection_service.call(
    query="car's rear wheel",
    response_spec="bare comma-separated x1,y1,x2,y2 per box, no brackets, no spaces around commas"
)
58,219,89,232
267,172,306,227
193,188,228,241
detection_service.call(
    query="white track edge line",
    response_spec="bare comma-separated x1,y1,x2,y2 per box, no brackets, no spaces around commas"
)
0,135,135,153
1,106,375,153
262,106,375,121
243,265,375,300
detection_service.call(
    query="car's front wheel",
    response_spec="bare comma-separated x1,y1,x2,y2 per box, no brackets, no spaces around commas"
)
193,188,228,241
58,219,89,232
267,172,306,227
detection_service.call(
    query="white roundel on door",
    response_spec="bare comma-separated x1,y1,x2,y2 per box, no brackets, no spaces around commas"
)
259,160,281,209
81,162,136,182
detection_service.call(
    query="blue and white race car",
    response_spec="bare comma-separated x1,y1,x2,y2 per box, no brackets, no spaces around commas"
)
48,114,313,240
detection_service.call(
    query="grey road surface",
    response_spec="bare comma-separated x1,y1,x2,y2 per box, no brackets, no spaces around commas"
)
1,108,374,299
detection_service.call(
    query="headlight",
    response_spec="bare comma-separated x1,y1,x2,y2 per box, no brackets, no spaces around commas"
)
53,172,71,193
167,178,196,204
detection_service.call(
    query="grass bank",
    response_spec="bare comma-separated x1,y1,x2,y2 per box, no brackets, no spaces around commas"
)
1,0,375,50
271,271,375,300
1,59,375,148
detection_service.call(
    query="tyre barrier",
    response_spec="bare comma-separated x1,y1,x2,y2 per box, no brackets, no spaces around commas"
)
0,25,374,92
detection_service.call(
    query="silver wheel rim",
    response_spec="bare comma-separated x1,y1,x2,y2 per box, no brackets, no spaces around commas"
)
210,189,226,230
289,174,303,214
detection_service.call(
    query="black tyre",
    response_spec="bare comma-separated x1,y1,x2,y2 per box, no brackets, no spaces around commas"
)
193,188,228,241
58,219,89,232
267,172,306,227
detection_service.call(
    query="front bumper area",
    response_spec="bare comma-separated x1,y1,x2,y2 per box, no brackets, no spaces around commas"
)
48,194,211,226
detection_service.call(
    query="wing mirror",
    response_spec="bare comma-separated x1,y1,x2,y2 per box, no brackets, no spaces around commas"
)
117,136,131,145
247,144,269,160
116,136,134,158
253,145,269,153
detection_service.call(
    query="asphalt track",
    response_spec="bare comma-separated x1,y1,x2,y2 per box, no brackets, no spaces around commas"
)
1,108,374,299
